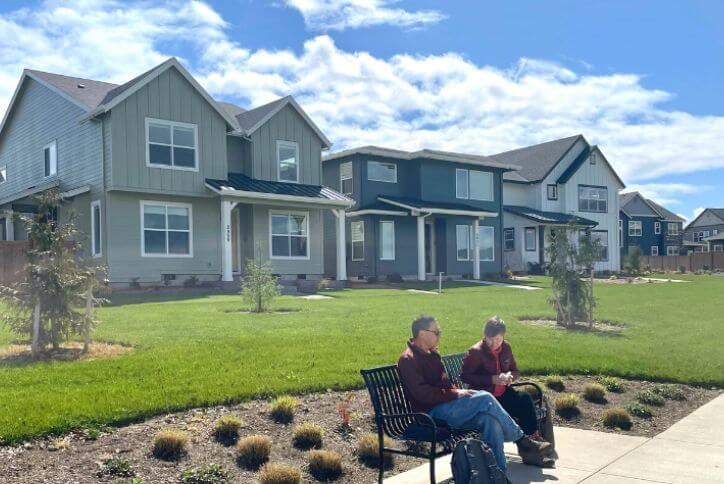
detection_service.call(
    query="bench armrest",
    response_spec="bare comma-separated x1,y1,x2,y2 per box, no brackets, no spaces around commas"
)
381,411,437,428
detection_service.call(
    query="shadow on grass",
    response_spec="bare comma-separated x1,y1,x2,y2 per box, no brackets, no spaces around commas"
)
0,340,134,368
516,315,627,338
106,288,231,307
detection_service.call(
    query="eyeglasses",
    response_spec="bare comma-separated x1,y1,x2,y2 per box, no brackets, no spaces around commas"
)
421,329,441,336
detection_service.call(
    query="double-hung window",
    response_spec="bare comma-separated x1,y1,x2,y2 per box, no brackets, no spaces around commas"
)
651,246,659,256
456,169,493,201
578,185,607,213
44,141,57,177
270,211,308,259
477,225,494,261
667,246,679,256
628,220,642,237
368,161,396,183
713,244,723,252
456,225,471,260
0,165,6,184
379,221,395,260
654,221,661,234
141,201,192,257
91,200,102,257
340,161,353,195
146,118,198,170
503,228,515,251
547,184,558,200
581,230,609,261
667,223,679,235
524,227,536,251
351,221,364,261
277,140,299,182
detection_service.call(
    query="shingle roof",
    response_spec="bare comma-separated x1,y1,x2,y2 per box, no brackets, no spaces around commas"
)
491,135,582,183
377,195,499,215
710,209,724,221
504,205,598,226
26,70,118,109
646,198,685,222
234,97,288,132
98,62,163,105
619,192,638,208
205,173,350,203
217,101,246,120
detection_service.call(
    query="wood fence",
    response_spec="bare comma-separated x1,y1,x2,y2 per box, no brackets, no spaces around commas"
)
640,252,724,272
0,241,28,285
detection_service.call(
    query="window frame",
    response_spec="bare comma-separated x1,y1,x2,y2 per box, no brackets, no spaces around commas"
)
667,223,679,235
713,244,723,252
379,220,396,261
503,227,515,252
276,140,299,183
667,246,680,256
590,152,597,165
456,224,471,261
340,161,353,196
90,200,102,258
477,225,495,262
581,229,609,261
140,200,194,258
577,184,608,213
367,160,397,183
0,217,6,241
618,219,623,248
654,221,661,234
524,227,537,252
547,184,558,200
0,165,6,185
269,210,310,260
469,170,494,201
455,169,469,199
651,245,659,256
43,140,57,177
629,220,642,237
145,118,199,172
350,220,364,261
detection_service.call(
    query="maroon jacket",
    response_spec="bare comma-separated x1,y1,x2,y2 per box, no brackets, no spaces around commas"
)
397,340,459,412
460,340,520,393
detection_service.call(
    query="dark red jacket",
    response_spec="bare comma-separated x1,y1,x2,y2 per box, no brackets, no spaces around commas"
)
397,340,459,412
460,340,520,393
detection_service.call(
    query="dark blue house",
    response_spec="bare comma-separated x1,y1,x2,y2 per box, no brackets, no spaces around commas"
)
619,192,685,258
322,147,518,281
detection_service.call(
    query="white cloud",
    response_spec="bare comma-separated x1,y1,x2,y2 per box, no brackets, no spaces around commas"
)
1,0,724,192
281,0,446,31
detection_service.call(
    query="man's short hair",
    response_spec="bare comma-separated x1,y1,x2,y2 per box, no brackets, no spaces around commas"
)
484,316,506,338
412,315,436,338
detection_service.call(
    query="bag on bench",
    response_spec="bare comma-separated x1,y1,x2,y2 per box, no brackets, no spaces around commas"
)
451,438,507,484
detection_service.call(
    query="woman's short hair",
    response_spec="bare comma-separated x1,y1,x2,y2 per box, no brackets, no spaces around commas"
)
412,315,436,338
484,316,506,338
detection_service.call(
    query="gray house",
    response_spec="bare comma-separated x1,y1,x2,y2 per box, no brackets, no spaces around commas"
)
0,58,352,286
683,208,724,253
321,147,518,281
619,192,685,257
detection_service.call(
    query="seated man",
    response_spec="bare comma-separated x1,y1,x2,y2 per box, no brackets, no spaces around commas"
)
461,316,555,464
397,315,550,476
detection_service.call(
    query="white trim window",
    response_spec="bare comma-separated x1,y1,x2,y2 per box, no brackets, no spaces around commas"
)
141,201,193,257
277,140,299,182
524,227,536,251
91,200,102,257
0,165,6,184
503,227,515,251
547,184,558,200
629,220,642,237
713,244,723,252
44,140,57,177
654,221,661,234
379,220,395,260
270,210,309,259
456,224,471,261
456,169,493,201
146,118,198,171
340,161,353,195
351,220,364,261
667,246,680,256
618,219,623,248
590,152,597,165
581,230,609,261
477,225,495,262
578,185,607,213
667,223,679,235
651,246,659,256
368,161,397,183
455,169,468,199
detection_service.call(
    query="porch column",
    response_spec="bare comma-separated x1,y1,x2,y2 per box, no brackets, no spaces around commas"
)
333,209,347,281
473,218,480,280
221,200,236,282
5,211,14,241
417,214,425,281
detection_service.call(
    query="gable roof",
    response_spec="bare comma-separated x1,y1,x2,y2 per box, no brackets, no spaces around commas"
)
645,198,685,222
620,191,661,217
491,135,583,183
685,208,724,229
24,70,118,110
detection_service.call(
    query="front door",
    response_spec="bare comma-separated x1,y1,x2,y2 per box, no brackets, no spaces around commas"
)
425,220,436,274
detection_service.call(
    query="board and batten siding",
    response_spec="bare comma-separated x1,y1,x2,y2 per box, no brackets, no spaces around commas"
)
538,138,588,212
108,66,228,196
249,104,323,185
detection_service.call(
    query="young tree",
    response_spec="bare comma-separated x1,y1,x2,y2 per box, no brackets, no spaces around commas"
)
0,189,101,356
624,245,642,276
241,257,280,313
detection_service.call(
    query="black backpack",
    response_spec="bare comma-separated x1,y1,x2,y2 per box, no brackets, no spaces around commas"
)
451,438,508,484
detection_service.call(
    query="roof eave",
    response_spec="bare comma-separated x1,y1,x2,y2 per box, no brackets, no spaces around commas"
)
205,183,353,208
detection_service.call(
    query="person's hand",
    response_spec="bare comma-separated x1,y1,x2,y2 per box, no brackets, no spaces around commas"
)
456,389,476,398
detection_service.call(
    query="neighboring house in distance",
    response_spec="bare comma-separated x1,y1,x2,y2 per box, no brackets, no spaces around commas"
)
321,147,518,281
683,208,724,253
491,135,626,273
619,192,685,257
0,58,352,287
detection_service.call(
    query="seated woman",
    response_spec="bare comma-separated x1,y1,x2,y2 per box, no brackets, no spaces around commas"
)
461,316,555,464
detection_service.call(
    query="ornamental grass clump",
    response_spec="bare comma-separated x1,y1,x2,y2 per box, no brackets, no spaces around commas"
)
357,433,394,469
625,402,653,419
652,384,687,401
308,450,343,480
235,434,272,470
544,375,565,392
637,390,665,407
582,383,607,403
152,429,188,460
597,376,625,393
258,463,302,484
292,422,324,449
214,415,242,445
181,463,229,484
602,408,633,430
554,393,580,418
270,396,299,424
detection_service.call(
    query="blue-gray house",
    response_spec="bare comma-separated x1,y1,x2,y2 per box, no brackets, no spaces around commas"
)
322,147,518,281
619,192,685,258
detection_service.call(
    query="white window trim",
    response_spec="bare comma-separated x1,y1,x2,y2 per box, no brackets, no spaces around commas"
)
524,227,537,252
367,161,397,183
469,170,494,201
713,244,723,252
44,140,57,177
667,223,679,235
145,117,199,172
654,221,661,234
340,161,353,196
0,165,6,185
547,184,558,200
269,210,310,260
140,200,194,258
379,220,396,261
351,220,364,261
455,169,469,199
477,225,495,262
651,246,659,256
667,246,679,256
503,227,515,252
90,200,102,258
276,140,299,183
618,219,623,248
628,220,642,237
456,224,470,261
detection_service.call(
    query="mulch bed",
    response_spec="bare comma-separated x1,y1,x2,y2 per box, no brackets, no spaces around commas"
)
0,378,720,483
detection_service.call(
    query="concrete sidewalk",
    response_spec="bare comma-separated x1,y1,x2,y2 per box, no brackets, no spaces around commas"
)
384,394,724,484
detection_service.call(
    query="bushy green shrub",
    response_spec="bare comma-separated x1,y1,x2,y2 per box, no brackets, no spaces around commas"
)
554,393,580,418
98,457,134,478
625,402,653,419
270,396,299,424
544,375,565,392
258,463,302,484
292,422,324,449
308,450,343,480
652,384,687,401
236,435,272,469
582,383,607,403
637,390,665,406
241,258,280,313
602,408,633,430
152,429,188,460
597,376,625,393
357,433,394,469
181,463,229,484
214,415,242,444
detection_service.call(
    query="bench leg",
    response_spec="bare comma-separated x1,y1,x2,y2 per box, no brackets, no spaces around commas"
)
378,434,385,483
429,447,436,484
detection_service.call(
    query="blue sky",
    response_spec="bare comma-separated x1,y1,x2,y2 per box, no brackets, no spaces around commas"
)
0,0,722,221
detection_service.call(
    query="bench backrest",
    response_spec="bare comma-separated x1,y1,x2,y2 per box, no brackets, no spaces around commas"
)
441,352,465,388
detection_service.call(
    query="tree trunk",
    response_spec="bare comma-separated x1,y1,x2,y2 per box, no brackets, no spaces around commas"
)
31,301,41,357
51,318,60,350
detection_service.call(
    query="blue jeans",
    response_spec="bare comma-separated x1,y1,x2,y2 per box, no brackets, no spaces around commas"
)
429,390,524,472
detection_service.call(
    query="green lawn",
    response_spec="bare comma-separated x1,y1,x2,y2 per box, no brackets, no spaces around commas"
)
1,274,722,444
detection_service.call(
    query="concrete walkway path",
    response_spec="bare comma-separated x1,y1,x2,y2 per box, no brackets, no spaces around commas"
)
384,394,724,483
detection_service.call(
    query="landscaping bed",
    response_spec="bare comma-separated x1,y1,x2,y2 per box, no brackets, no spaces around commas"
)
1,377,720,483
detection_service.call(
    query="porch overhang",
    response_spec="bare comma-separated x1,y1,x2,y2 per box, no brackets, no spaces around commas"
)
377,196,499,218
0,180,59,207
504,205,598,227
